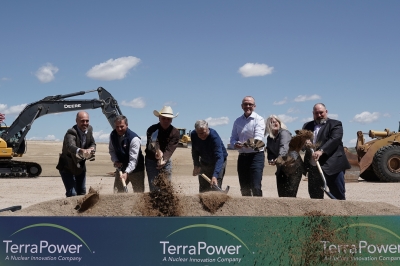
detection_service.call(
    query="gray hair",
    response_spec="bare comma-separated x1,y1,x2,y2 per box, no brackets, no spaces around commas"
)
114,115,128,125
313,103,326,110
265,115,287,138
194,120,208,130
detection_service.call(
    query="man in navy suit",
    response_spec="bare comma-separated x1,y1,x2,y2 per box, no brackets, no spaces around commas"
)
302,103,350,200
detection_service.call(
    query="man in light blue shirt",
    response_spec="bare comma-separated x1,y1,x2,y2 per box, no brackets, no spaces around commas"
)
230,96,265,196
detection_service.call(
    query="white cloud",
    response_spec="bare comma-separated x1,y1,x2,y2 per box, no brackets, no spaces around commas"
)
205,117,229,126
349,135,372,145
277,114,298,123
86,56,141,81
35,63,59,83
163,101,177,106
28,135,59,141
328,113,338,119
273,97,287,105
121,97,146,108
348,138,357,145
0,104,26,115
1,77,10,81
93,130,110,141
287,107,299,114
44,135,58,141
302,117,312,122
383,113,390,117
352,111,380,124
238,63,274,77
294,94,321,102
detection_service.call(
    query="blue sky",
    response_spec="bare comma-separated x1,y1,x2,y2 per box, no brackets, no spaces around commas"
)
1,1,399,148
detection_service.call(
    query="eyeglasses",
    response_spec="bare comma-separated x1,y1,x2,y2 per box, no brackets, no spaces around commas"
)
242,103,254,107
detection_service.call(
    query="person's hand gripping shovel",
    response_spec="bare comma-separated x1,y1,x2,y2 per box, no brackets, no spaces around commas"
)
310,149,336,199
150,129,166,169
115,165,128,193
200,173,230,194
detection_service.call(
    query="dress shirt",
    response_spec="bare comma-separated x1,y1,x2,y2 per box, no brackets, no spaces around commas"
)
230,111,265,153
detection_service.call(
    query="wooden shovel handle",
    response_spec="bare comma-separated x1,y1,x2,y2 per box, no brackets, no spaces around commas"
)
119,171,127,187
200,174,212,183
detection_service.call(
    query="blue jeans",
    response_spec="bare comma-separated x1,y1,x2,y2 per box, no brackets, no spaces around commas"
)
237,152,265,197
145,157,172,192
59,170,86,197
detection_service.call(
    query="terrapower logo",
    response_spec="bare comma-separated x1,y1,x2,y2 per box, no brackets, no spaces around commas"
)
2,223,92,263
322,223,400,263
159,224,251,264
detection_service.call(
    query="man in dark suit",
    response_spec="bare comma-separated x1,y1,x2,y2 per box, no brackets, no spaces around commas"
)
303,103,350,200
56,111,96,197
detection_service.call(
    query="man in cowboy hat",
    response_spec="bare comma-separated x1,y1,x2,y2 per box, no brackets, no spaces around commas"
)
145,106,180,191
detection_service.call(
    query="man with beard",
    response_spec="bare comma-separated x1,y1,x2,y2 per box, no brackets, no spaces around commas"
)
302,103,350,200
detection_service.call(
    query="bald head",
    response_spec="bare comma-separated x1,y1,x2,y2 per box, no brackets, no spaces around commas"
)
313,103,328,123
76,111,90,132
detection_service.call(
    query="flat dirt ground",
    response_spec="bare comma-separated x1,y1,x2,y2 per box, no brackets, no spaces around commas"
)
1,141,400,217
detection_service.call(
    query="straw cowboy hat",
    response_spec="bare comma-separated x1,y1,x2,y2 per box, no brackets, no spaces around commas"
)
153,106,179,118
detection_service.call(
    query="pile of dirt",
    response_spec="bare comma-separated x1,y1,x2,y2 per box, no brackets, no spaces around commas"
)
2,193,400,217
2,170,400,217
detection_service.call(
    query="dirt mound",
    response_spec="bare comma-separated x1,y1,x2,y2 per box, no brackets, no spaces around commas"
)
2,193,400,217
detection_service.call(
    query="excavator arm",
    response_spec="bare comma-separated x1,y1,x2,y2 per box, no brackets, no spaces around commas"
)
1,87,121,155
0,87,122,177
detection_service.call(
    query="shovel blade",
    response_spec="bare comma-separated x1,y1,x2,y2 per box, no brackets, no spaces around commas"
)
322,187,336,199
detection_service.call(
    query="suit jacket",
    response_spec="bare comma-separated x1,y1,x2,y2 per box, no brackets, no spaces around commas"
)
56,125,96,175
302,119,350,175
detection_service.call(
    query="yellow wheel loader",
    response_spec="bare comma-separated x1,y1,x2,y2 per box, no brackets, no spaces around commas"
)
177,128,191,148
356,126,400,182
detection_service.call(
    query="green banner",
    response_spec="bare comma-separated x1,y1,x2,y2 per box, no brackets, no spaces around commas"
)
1,216,400,265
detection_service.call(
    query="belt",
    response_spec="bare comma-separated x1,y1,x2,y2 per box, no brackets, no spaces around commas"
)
239,152,261,156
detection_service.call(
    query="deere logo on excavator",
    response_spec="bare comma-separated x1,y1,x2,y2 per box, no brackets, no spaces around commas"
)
64,104,82,108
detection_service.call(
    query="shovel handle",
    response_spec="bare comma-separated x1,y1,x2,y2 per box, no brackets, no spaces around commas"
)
200,174,212,183
119,171,127,187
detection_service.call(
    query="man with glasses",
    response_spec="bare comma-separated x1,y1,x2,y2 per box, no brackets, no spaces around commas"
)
56,111,96,197
230,96,265,197
191,120,228,193
145,106,180,191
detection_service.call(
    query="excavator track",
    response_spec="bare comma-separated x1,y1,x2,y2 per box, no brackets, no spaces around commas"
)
0,160,42,178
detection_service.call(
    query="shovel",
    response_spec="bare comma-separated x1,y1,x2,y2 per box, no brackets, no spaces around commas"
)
200,174,230,194
310,149,336,199
116,168,128,193
150,129,165,167
0,205,21,213
243,138,265,151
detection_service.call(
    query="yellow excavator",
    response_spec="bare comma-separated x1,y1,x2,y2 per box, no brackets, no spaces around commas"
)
177,128,191,148
0,87,122,177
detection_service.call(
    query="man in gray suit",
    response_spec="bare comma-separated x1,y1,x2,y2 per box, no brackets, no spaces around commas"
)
302,103,350,200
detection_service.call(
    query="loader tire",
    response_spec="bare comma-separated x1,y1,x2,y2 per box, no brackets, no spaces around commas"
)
359,166,380,182
372,145,400,182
